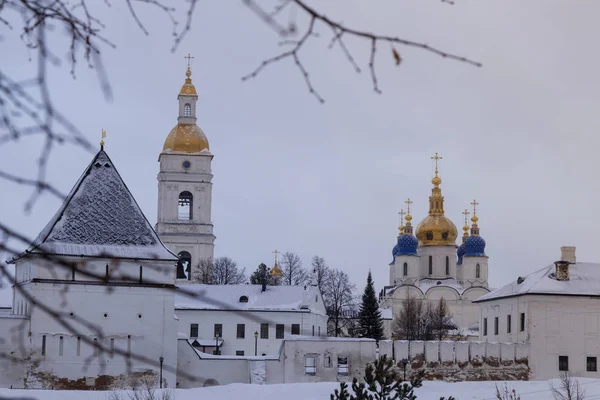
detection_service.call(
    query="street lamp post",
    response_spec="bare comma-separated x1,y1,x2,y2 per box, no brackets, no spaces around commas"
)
400,358,409,381
254,331,258,356
159,356,164,388
215,333,220,355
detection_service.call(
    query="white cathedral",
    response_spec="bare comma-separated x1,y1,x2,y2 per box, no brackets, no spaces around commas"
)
380,160,491,339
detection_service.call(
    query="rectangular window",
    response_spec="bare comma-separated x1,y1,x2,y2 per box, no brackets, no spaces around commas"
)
292,324,300,335
483,318,488,336
318,326,321,336
260,323,269,339
41,335,46,356
559,355,569,371
507,315,512,333
312,325,315,336
587,357,597,372
77,337,81,357
324,355,332,368
403,263,408,277
236,350,245,356
237,324,245,339
190,323,199,338
276,324,284,339
214,324,223,338
59,336,64,356
139,266,143,284
305,356,316,375
494,317,499,335
338,357,349,376
520,312,525,332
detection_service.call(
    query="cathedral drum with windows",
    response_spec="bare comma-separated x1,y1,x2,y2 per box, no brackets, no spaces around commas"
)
381,154,491,340
156,63,215,281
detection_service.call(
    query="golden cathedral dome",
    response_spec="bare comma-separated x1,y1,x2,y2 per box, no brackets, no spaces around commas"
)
414,152,458,247
415,215,458,247
162,124,209,153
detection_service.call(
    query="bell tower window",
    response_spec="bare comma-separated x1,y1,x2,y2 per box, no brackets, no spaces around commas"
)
445,256,450,275
178,191,193,220
184,103,191,117
403,262,408,277
476,263,481,278
177,251,192,280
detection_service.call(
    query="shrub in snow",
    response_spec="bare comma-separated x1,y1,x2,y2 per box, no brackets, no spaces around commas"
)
329,355,455,400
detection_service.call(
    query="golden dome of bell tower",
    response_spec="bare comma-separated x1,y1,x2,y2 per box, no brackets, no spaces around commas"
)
162,54,210,154
415,153,458,247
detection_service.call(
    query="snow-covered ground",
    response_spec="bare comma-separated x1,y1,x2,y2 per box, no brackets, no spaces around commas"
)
2,380,600,400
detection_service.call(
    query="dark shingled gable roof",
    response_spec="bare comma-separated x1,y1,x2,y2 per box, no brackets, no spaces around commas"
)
12,150,177,262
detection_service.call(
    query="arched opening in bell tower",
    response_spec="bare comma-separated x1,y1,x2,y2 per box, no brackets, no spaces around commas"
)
178,191,193,220
184,103,191,117
177,251,192,280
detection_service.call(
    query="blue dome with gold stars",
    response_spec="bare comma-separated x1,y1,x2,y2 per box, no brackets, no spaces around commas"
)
393,233,418,258
464,235,486,257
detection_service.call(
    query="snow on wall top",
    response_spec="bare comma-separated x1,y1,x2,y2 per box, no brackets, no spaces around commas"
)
14,150,177,261
475,262,600,302
175,284,322,313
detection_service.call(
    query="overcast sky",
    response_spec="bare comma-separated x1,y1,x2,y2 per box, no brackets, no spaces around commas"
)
2,1,599,294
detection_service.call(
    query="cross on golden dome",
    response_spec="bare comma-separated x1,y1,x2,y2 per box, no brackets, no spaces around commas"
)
462,208,471,225
405,198,413,215
184,53,195,69
431,152,443,174
272,249,280,264
398,209,406,233
471,199,479,217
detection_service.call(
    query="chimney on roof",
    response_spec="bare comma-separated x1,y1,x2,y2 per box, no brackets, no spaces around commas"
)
561,246,576,264
555,246,575,281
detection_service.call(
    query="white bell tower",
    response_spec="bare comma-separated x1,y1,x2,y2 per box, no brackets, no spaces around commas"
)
156,55,215,281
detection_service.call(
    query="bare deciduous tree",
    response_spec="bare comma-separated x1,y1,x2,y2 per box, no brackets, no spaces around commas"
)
310,255,330,294
550,372,586,400
393,295,454,341
429,298,456,341
323,269,356,337
212,257,247,285
280,252,308,286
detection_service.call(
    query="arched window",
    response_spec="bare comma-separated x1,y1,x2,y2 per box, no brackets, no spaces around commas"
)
428,256,433,275
445,256,450,275
239,296,249,303
184,103,191,117
177,251,192,280
178,191,193,220
403,262,408,277
476,263,481,279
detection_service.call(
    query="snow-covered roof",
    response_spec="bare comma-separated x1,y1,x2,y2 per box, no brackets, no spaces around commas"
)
175,284,322,313
10,150,177,262
475,262,600,302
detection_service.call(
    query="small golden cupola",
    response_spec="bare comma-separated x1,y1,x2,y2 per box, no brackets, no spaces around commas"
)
270,249,282,277
415,153,458,247
162,54,210,154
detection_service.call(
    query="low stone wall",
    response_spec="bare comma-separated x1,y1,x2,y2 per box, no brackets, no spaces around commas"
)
379,340,530,381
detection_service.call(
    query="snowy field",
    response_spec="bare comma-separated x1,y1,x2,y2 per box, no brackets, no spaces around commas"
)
2,380,600,400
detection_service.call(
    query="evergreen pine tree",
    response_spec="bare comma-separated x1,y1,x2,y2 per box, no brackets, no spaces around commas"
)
358,271,385,340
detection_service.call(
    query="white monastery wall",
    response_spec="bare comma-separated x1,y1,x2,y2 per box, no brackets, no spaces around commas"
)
0,313,31,388
455,341,469,363
425,341,439,363
440,342,455,363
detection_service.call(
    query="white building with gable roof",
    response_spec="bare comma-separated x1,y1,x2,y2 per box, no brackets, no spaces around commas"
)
474,246,600,380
